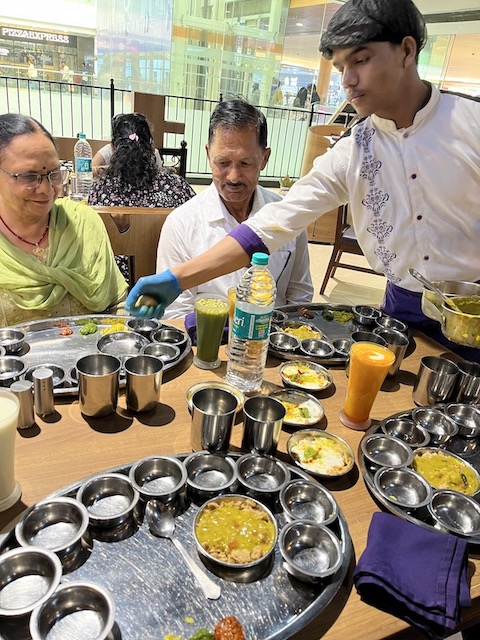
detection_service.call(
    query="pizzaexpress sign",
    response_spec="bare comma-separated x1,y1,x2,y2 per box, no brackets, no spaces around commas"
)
1,27,77,47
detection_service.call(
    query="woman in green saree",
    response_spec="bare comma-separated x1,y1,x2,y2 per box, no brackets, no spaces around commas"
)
0,113,127,326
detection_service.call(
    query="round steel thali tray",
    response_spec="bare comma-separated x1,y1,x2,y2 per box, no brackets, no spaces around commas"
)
359,408,480,545
8,315,191,396
0,454,353,640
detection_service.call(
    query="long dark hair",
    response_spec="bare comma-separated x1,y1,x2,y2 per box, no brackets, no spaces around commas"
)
107,113,157,188
0,113,55,159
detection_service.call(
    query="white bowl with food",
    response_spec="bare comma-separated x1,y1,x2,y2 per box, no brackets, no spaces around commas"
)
280,361,333,393
269,389,324,427
287,429,355,478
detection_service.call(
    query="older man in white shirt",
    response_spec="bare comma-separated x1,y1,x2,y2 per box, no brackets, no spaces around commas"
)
157,99,313,319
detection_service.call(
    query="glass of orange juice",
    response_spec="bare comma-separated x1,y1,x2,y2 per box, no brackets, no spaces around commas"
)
339,342,395,430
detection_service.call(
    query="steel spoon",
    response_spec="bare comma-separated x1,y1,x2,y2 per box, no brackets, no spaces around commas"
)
408,268,462,312
145,500,221,600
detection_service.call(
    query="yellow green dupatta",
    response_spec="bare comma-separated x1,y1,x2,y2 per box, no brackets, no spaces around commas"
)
0,198,127,312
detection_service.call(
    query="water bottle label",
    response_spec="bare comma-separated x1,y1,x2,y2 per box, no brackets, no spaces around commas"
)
75,158,92,173
232,308,272,340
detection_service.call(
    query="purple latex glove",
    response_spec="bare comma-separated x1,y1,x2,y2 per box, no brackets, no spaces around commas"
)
125,269,182,319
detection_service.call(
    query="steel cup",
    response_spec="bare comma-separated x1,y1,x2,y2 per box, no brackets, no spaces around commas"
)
454,360,480,404
373,328,409,377
412,356,459,406
241,396,286,456
191,387,238,453
76,354,121,418
124,355,163,413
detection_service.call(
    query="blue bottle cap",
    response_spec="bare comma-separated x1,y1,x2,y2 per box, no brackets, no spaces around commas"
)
252,252,269,265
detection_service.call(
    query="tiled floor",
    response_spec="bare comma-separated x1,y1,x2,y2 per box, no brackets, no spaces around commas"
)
308,242,386,306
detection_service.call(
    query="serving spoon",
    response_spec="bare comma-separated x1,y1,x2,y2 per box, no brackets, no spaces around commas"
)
145,500,221,600
408,268,462,313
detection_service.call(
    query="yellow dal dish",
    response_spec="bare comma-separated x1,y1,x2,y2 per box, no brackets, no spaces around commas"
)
282,325,321,340
413,450,479,495
195,497,276,565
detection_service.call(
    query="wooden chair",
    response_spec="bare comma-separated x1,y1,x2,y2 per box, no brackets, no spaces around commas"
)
93,206,172,284
158,140,188,178
319,204,379,295
55,137,107,162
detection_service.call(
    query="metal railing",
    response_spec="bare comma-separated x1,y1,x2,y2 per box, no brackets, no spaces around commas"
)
0,76,339,181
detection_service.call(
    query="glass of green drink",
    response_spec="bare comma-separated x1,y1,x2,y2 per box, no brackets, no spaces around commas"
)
194,294,231,369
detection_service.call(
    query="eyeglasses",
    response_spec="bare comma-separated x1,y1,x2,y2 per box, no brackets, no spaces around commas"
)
0,167,64,189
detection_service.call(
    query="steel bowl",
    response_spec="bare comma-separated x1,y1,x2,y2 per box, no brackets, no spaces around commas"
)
184,451,237,499
300,338,335,358
411,407,459,445
380,417,431,448
413,447,480,495
269,331,300,352
352,305,381,326
29,580,116,640
279,520,342,583
15,497,89,563
0,546,62,617
287,429,354,478
272,309,288,324
76,472,140,529
428,489,480,536
444,403,480,439
280,360,333,393
360,434,413,472
421,280,480,322
0,355,27,387
374,315,408,334
24,363,66,388
126,317,161,339
441,297,480,348
141,341,181,363
236,453,290,501
194,494,277,582
374,466,432,510
350,330,386,347
280,479,338,526
129,455,187,504
333,338,353,356
97,330,149,358
152,327,188,349
0,327,25,354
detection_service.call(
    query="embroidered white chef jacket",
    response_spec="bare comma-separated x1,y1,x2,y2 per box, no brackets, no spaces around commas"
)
244,85,480,293
157,183,313,319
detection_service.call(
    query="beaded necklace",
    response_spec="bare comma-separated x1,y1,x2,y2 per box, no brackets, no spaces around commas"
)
0,214,49,258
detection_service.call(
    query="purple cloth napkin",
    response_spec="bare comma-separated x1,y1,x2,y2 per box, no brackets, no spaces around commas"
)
184,312,229,347
353,512,471,639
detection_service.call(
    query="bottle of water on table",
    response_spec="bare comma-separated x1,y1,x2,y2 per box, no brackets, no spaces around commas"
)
73,133,92,198
226,252,276,393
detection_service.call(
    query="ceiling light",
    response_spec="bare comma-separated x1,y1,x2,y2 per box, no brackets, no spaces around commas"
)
295,22,304,27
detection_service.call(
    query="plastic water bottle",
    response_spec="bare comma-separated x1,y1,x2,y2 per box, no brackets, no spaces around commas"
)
73,133,92,198
226,252,276,393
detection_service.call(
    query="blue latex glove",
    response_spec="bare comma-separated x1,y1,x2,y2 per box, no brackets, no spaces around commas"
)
124,269,182,319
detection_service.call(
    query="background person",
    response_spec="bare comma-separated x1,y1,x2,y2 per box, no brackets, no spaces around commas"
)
156,99,313,319
250,82,260,106
0,113,127,326
88,112,195,208
125,0,480,362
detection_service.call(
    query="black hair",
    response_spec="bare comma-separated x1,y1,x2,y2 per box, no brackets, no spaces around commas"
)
107,112,157,188
320,0,427,62
0,113,55,159
208,100,268,150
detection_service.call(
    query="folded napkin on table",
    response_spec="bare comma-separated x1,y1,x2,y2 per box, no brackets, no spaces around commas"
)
184,312,229,347
353,511,471,639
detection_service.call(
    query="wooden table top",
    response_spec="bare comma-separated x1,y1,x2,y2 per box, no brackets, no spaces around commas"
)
1,325,478,640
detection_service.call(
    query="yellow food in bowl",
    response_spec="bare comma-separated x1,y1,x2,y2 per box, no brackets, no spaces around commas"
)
413,450,479,495
195,497,276,565
283,325,321,340
281,399,321,424
290,435,353,476
281,363,331,390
